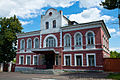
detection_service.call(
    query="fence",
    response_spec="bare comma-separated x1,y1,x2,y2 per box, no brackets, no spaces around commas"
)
104,58,120,72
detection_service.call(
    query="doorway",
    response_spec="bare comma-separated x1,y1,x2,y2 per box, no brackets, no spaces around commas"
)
45,53,55,69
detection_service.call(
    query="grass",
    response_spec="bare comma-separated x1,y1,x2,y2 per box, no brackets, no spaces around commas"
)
107,73,120,80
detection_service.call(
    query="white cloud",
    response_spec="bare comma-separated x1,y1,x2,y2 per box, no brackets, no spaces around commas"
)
0,0,78,18
79,0,105,8
110,48,120,52
69,8,113,23
113,31,120,37
108,28,116,33
20,20,33,26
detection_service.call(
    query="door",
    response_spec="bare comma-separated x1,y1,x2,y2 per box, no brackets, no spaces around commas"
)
45,53,55,69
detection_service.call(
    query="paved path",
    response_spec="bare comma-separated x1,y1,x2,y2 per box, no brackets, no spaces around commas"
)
0,72,112,80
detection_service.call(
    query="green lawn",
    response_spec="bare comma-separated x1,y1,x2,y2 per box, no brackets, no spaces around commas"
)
107,73,120,80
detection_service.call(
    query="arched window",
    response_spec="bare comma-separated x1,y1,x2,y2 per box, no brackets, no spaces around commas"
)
34,38,39,48
74,33,82,46
20,39,25,50
27,39,32,49
46,22,49,29
64,34,71,48
87,32,94,45
46,37,56,47
53,20,56,28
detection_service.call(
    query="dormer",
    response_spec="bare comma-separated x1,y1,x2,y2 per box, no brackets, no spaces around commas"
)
40,8,69,34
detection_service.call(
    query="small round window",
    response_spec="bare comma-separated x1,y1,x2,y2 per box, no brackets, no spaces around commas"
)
49,12,52,16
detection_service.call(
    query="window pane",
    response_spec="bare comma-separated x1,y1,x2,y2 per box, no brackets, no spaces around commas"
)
35,38,39,48
34,56,38,65
87,32,94,45
28,39,32,49
65,35,70,47
20,56,24,65
88,37,90,44
27,56,30,65
88,55,95,66
46,22,49,29
46,37,56,47
65,56,70,66
53,20,56,28
91,37,93,44
76,55,82,66
76,34,81,46
21,40,25,50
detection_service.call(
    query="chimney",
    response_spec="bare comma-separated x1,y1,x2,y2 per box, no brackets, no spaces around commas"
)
59,10,63,15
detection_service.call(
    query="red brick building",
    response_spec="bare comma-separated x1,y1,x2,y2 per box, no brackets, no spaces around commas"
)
15,8,110,71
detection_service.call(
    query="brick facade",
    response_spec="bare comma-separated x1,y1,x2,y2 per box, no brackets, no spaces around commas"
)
15,8,110,71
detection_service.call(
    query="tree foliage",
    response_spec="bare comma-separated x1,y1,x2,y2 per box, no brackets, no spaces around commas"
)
110,51,120,58
101,0,119,10
0,15,23,63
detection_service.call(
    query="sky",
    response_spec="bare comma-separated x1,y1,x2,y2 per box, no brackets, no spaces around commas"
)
0,0,120,52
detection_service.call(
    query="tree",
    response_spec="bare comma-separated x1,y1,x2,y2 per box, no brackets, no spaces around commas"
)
110,51,120,58
0,15,23,63
100,0,120,29
100,0,118,10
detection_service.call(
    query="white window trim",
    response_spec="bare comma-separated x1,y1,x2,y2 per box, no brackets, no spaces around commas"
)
85,31,95,48
64,33,72,49
34,37,39,48
20,39,25,50
26,55,31,65
33,55,39,65
27,38,32,49
74,54,83,66
43,34,58,48
74,32,83,49
64,54,72,66
19,55,24,65
86,53,96,66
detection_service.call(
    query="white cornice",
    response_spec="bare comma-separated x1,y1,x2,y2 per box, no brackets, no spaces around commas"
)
62,25,101,32
17,34,40,38
63,48,103,52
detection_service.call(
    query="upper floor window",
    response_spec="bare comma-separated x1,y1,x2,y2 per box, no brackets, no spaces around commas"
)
20,39,25,50
46,22,49,29
74,33,82,47
34,38,39,49
87,32,94,45
53,20,56,28
64,34,71,48
46,37,56,47
27,39,32,49
49,12,52,16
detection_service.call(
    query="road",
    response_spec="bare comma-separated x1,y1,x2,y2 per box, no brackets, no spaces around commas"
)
0,72,113,80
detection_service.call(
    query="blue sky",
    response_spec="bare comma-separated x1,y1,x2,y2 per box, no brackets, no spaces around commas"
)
0,0,120,52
